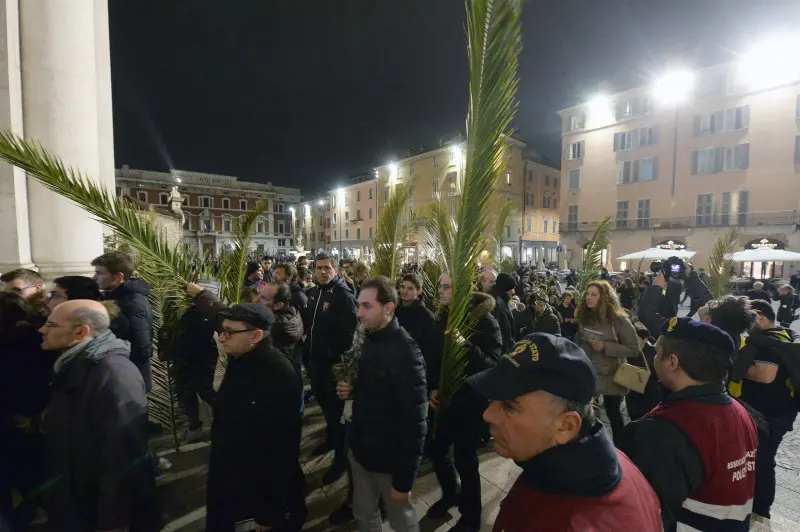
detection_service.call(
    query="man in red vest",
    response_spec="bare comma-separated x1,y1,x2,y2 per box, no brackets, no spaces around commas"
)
468,333,662,532
619,317,758,531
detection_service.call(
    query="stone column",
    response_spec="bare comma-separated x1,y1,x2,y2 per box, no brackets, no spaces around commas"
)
19,0,114,278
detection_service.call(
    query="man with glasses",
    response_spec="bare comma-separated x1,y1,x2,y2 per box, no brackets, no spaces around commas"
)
1,268,44,301
205,303,306,532
39,299,159,531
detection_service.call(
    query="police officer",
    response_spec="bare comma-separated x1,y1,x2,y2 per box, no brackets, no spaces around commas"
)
468,334,662,532
618,318,758,532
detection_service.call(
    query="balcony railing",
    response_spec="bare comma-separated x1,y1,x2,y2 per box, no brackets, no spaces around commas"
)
561,210,799,234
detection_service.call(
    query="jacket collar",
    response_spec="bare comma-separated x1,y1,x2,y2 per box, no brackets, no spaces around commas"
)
663,382,730,406
364,318,400,342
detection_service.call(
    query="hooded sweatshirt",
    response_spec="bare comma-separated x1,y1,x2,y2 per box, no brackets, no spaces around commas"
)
493,422,662,531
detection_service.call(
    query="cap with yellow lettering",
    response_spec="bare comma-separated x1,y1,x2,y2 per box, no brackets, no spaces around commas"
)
467,333,597,404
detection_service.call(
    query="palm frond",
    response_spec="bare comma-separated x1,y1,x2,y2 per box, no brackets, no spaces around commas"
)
216,201,267,304
438,0,522,411
420,259,445,310
576,216,613,294
708,227,742,299
490,200,514,270
372,182,412,279
420,201,457,274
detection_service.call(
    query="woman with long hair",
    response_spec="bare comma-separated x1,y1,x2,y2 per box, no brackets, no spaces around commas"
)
617,277,636,311
576,280,640,442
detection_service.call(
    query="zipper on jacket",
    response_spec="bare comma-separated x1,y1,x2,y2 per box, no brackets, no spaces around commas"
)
309,289,323,358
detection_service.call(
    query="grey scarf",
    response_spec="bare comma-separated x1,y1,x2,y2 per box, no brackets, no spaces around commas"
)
53,329,131,375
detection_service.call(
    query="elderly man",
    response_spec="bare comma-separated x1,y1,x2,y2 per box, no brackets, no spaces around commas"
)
479,268,497,294
39,300,158,532
469,334,662,532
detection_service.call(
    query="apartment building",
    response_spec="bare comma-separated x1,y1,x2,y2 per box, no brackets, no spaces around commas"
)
116,166,301,257
559,53,800,275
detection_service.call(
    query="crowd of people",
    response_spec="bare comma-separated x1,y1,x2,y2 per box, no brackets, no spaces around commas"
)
2,251,799,532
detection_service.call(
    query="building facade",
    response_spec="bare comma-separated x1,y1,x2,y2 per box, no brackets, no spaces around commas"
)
115,166,302,258
558,59,800,275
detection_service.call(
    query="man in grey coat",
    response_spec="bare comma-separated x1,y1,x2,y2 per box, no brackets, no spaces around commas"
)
39,300,159,532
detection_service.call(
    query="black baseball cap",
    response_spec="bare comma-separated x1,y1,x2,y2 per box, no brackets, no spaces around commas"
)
468,333,597,404
219,303,275,331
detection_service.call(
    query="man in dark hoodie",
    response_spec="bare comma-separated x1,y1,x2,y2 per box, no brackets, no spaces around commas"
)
491,273,517,353
729,299,800,523
274,262,308,310
395,273,436,369
243,260,265,288
427,274,502,532
92,252,154,391
469,334,662,532
305,252,358,484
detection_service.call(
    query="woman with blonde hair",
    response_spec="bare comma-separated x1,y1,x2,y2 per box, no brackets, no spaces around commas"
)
576,280,640,442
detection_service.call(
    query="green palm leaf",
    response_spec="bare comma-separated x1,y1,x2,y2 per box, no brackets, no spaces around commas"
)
216,201,268,304
372,181,412,279
438,0,522,411
576,216,613,294
708,227,742,299
490,200,514,270
420,201,457,274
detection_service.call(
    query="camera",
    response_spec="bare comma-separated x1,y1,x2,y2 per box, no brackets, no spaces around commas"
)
651,256,686,280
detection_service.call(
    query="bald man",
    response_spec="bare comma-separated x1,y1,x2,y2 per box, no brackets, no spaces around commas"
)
40,300,159,531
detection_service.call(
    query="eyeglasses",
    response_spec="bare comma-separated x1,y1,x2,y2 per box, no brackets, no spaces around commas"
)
219,328,257,338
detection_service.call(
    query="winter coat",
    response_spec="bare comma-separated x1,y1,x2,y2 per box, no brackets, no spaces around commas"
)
516,306,562,338
101,278,153,369
557,303,577,340
101,300,132,346
684,271,712,303
42,331,159,532
744,289,772,303
395,299,438,374
290,281,308,310
159,304,218,364
577,314,640,396
272,305,304,363
206,338,302,529
491,289,517,353
618,285,636,310
349,319,427,493
304,276,358,368
777,291,799,324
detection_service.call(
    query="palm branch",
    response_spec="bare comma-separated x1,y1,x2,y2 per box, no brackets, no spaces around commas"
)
490,200,514,270
576,216,613,294
216,201,268,304
708,227,742,299
420,201,457,273
420,259,445,310
437,0,522,412
372,181,412,279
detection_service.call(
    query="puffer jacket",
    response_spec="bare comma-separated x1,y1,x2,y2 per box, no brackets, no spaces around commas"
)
272,305,304,363
101,300,131,346
577,314,640,396
101,278,153,368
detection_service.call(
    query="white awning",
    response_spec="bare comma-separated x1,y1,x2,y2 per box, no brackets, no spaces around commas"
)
726,248,800,262
617,248,696,260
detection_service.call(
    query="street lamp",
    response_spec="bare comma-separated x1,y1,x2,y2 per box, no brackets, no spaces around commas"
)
587,94,612,124
653,70,694,106
739,35,800,91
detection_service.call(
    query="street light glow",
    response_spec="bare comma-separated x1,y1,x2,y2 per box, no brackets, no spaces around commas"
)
739,35,800,91
318,199,324,206
450,145,463,168
653,70,694,105
587,94,612,123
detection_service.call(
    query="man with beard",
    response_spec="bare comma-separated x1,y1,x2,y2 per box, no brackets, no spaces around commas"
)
336,276,427,531
395,273,436,369
427,274,503,532
305,252,358,484
729,299,800,525
205,303,305,532
1,268,45,302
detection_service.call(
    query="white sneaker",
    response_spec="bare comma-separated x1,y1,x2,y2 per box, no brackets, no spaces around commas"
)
750,514,772,531
156,456,172,472
182,427,205,443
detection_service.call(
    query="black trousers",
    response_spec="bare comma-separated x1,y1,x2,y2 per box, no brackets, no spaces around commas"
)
310,364,345,465
753,417,794,518
430,402,485,527
603,395,626,443
172,356,217,429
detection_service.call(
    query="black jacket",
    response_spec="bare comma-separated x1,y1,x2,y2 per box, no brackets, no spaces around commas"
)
515,305,562,338
491,288,517,353
395,299,437,373
349,319,428,493
638,284,669,339
618,383,724,532
290,281,308,310
777,292,798,324
102,278,153,366
744,289,772,303
272,305,304,364
618,285,636,309
684,271,712,303
43,334,158,531
206,339,302,529
159,304,218,363
305,276,358,367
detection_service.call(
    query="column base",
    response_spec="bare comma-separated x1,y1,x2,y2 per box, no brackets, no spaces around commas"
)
34,261,95,281
0,262,37,274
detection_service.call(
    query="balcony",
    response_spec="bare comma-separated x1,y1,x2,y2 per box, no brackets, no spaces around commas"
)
561,210,799,234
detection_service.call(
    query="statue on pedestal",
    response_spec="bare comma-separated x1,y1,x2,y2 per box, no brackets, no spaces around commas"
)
168,186,186,226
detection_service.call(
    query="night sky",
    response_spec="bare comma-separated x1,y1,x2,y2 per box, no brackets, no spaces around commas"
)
109,0,800,197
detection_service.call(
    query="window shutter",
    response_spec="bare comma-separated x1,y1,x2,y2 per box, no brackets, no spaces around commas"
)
632,159,641,182
725,108,735,131
617,162,624,184
632,128,640,148
738,144,750,170
653,157,659,179
742,106,750,129
796,136,800,163
691,150,699,175
693,116,701,136
652,126,659,145
714,147,725,173
613,133,620,152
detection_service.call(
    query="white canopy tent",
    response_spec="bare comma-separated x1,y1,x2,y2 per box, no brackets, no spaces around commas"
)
617,248,696,261
726,248,800,262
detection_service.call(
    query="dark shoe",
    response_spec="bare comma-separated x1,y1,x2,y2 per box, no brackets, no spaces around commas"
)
310,441,331,457
449,517,480,532
321,462,346,485
426,495,458,519
328,503,353,525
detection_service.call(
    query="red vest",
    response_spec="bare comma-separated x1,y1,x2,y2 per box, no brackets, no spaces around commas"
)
492,450,662,532
645,399,757,530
